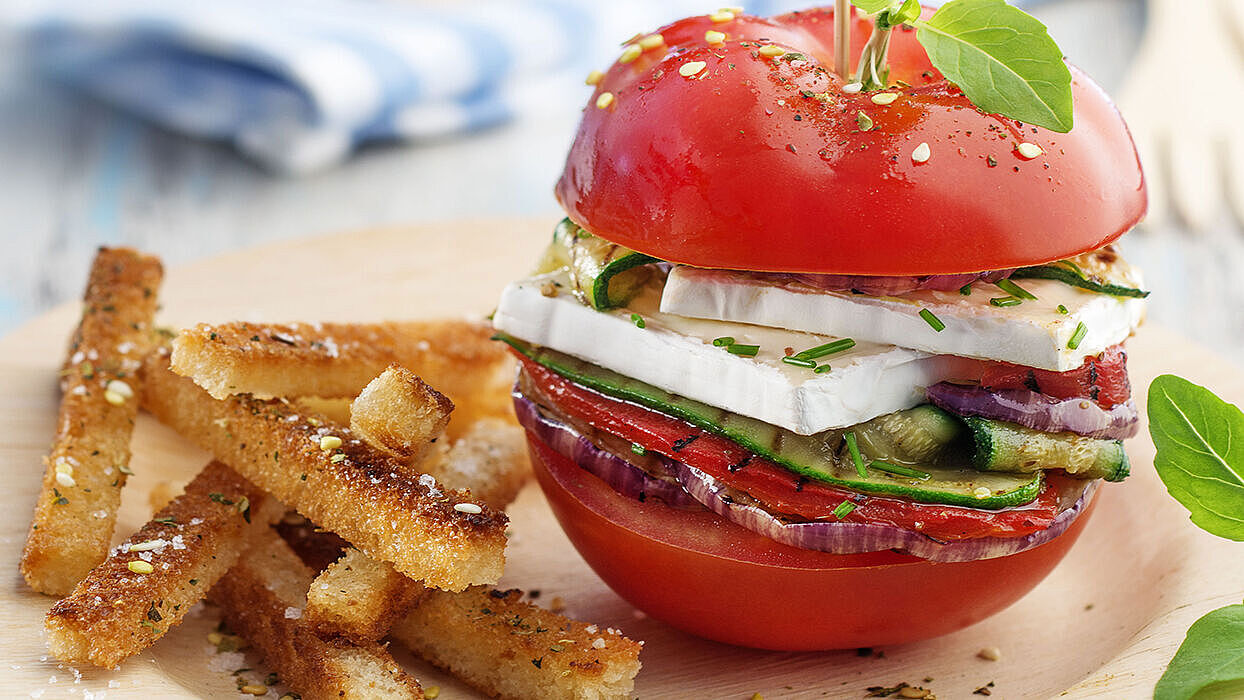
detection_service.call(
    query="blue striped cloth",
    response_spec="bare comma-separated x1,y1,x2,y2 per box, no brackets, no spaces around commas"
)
4,0,834,174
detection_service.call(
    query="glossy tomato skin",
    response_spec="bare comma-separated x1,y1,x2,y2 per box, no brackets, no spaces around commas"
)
557,7,1146,275
527,430,1098,650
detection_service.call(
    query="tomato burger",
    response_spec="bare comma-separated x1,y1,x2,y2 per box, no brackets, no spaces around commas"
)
494,3,1146,650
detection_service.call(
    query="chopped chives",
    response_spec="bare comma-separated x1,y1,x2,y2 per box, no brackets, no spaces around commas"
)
845,432,866,478
793,338,856,360
869,460,932,480
781,355,817,368
712,336,735,347
831,500,857,520
1067,321,1088,350
959,283,972,295
1056,304,1069,315
630,313,645,329
1058,259,1087,279
918,308,945,332
995,278,1037,300
630,443,647,456
814,364,833,374
989,296,1022,308
726,343,760,356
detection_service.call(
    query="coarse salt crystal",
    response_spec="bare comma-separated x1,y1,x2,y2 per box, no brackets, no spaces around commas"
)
284,607,303,619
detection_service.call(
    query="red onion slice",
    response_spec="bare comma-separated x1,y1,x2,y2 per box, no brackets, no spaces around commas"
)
746,269,1015,296
672,461,1095,562
926,382,1139,440
513,392,702,510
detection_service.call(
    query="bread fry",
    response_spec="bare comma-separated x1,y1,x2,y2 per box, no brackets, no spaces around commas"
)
170,319,513,436
141,352,506,592
304,378,530,643
392,588,642,700
22,247,164,595
350,365,453,463
208,529,424,700
46,461,281,667
305,547,428,643
419,418,531,510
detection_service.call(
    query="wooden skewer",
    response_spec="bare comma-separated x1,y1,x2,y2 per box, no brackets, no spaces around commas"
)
835,0,851,79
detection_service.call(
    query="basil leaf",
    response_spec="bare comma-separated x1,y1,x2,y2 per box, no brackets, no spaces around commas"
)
850,0,900,15
1148,374,1244,541
1155,604,1244,700
893,0,922,25
914,0,1073,132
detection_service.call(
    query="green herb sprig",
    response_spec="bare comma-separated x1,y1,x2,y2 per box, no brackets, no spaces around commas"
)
1148,375,1244,699
849,0,1073,132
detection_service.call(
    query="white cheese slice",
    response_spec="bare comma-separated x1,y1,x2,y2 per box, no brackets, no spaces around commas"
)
494,272,983,435
660,268,1145,371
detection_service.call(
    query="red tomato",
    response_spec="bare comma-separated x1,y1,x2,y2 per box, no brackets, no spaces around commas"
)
981,344,1131,408
556,7,1146,275
517,353,1064,541
529,430,1098,650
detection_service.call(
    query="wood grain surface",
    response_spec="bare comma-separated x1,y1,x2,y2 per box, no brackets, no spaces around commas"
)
1,221,1241,699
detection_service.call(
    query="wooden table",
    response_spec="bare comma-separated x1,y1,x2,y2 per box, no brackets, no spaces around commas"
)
0,221,1241,699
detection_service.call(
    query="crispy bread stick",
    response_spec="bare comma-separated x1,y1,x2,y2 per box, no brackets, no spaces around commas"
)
305,547,428,643
306,389,529,642
208,529,424,700
22,247,164,595
141,352,506,591
349,365,453,464
418,418,531,511
46,461,281,667
392,588,642,700
170,319,512,436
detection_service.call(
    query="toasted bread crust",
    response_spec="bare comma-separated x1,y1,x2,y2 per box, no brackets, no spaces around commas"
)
393,588,642,700
46,461,280,667
22,247,164,596
170,319,513,437
208,530,424,700
141,352,506,591
350,365,453,463
306,548,427,643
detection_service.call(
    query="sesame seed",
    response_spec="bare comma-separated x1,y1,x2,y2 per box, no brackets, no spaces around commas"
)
912,142,931,163
128,540,163,552
972,486,991,499
638,33,664,50
709,10,735,22
329,453,347,463
596,92,615,109
104,390,125,406
842,82,864,94
55,472,75,488
127,560,154,574
758,44,785,58
585,70,604,86
871,92,899,105
106,380,133,398
1017,142,1043,159
424,688,441,700
54,462,73,476
618,44,642,64
705,30,727,45
679,61,707,77
240,685,268,696
319,435,342,451
978,646,1002,661
454,502,483,514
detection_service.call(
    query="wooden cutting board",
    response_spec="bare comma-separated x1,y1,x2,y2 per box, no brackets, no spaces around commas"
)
0,220,1240,699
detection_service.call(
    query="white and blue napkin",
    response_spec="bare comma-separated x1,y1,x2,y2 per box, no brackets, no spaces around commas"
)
3,0,822,173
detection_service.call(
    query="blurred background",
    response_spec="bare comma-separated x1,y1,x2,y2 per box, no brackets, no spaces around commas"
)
0,0,1240,364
